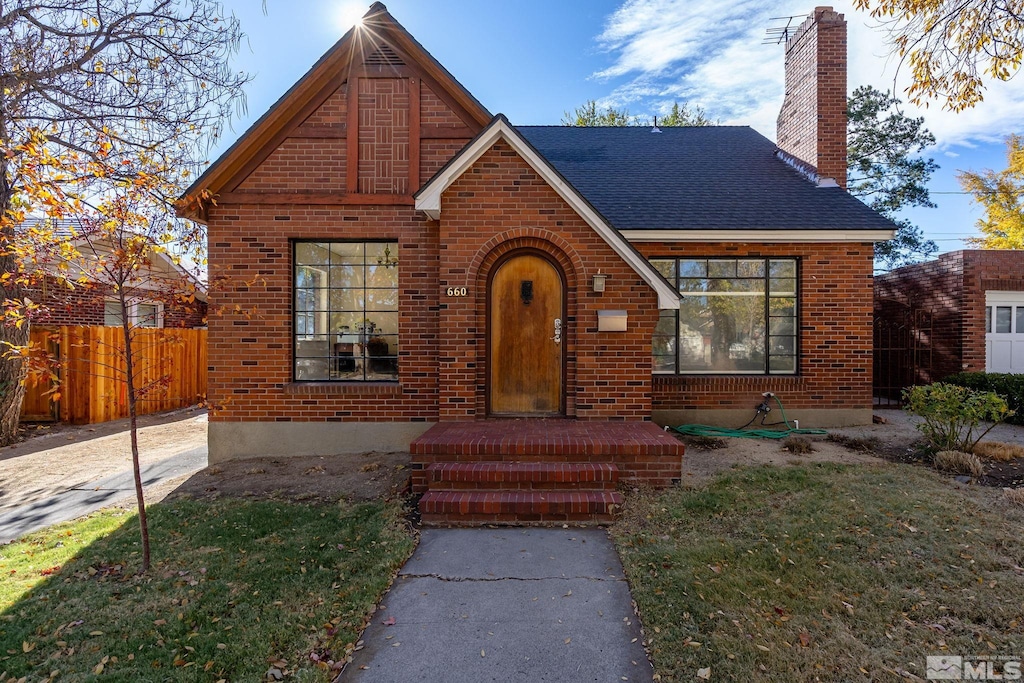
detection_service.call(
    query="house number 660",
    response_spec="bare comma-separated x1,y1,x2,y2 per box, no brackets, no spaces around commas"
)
446,287,468,297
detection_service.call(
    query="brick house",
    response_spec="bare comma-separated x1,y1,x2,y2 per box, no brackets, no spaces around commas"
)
875,250,1024,384
25,221,207,330
176,4,894,522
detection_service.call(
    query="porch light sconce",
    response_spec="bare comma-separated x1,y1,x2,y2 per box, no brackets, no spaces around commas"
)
592,272,607,294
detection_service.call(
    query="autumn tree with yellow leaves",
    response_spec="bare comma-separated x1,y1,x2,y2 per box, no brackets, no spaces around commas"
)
0,0,249,448
853,0,1024,110
958,135,1024,249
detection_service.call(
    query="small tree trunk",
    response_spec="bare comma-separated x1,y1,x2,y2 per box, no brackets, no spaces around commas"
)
121,295,150,571
0,171,30,446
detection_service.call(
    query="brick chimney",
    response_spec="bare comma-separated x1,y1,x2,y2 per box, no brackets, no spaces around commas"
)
776,6,847,188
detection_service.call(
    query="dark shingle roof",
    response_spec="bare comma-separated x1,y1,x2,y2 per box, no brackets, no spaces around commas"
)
516,125,896,231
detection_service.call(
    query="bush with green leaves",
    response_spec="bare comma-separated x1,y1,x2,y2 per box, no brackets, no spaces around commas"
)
944,372,1024,426
903,382,1014,453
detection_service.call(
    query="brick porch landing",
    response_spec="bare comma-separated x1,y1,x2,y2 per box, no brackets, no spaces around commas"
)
411,420,684,526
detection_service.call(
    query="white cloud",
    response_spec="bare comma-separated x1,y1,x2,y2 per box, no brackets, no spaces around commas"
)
593,0,1024,149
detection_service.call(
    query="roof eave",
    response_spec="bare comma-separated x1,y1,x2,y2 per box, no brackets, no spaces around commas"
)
415,115,680,310
622,229,896,243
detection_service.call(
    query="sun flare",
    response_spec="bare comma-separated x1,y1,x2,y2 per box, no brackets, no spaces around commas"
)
332,0,366,32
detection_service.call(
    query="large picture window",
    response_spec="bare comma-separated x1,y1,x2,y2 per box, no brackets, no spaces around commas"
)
651,258,798,375
294,241,399,381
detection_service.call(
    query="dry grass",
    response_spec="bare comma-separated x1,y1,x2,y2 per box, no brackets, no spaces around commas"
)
781,435,815,455
827,433,881,453
679,435,729,450
1006,488,1024,508
934,450,985,477
612,464,1024,682
973,441,1024,462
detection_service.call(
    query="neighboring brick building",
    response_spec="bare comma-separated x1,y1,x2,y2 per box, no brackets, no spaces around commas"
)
177,4,894,471
874,250,1024,383
25,224,207,330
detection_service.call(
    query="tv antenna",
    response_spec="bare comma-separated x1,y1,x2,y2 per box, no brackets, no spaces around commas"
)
763,15,807,45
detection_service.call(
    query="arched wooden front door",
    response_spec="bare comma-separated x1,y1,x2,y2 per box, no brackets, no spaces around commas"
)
489,252,565,416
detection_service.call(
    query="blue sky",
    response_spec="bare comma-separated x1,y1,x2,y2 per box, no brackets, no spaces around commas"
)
212,0,1024,257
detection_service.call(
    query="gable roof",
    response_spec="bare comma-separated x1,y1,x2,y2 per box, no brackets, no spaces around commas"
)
415,115,680,309
517,126,897,238
20,218,207,298
176,2,491,222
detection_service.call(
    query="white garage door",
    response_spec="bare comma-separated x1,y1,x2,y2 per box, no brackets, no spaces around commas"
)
986,291,1024,373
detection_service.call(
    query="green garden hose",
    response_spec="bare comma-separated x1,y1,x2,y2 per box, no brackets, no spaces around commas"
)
672,394,828,440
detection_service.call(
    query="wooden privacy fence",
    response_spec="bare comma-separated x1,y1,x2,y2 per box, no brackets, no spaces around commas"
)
20,325,207,424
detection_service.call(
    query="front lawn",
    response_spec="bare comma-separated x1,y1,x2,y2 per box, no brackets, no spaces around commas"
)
0,498,415,681
613,464,1024,681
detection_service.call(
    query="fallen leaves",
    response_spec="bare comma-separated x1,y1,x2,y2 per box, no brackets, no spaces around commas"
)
697,666,712,680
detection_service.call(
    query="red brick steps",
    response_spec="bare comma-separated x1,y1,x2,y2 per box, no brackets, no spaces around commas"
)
427,462,618,490
420,488,624,525
411,420,683,526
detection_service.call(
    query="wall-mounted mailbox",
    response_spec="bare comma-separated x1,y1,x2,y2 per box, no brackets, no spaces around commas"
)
598,309,628,332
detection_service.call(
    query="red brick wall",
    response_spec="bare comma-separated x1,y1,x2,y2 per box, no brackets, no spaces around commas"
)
777,6,847,187
874,251,965,382
637,241,876,412
877,250,1024,380
205,62,481,425
962,250,1024,372
436,140,660,421
206,204,440,422
27,277,206,329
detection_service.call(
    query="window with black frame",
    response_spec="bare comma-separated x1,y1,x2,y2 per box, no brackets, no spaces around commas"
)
651,257,798,375
294,241,399,381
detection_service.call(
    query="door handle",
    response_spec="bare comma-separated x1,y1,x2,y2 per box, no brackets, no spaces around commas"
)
551,318,562,344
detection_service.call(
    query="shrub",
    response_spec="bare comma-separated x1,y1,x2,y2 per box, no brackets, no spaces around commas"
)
934,450,985,477
973,441,1024,461
903,383,1013,453
782,435,815,454
944,372,1024,426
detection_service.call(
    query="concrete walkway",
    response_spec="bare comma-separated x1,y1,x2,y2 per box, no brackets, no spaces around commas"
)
341,527,653,682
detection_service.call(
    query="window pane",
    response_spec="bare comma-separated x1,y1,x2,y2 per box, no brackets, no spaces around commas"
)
737,260,765,278
654,311,676,336
997,306,1012,333
678,294,765,372
769,317,795,335
770,278,796,295
679,259,706,279
770,336,796,355
769,355,797,374
650,259,675,284
1017,307,1024,334
651,257,797,376
652,354,676,374
769,297,796,317
769,260,796,278
296,242,331,266
295,241,398,381
329,265,363,288
137,304,159,328
707,260,735,279
104,301,123,327
330,242,365,264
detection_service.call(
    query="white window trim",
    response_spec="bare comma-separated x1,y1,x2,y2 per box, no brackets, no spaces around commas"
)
105,299,164,328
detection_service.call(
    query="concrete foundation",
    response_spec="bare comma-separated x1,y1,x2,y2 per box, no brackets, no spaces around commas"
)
207,421,435,464
652,408,873,430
